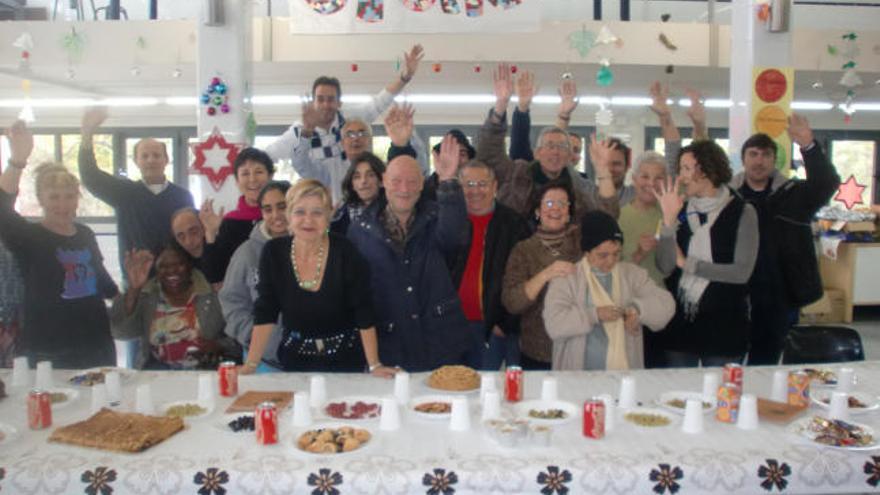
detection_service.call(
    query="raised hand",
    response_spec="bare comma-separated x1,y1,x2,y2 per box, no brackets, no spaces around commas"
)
6,120,34,165
199,198,224,242
787,113,814,148
558,77,579,118
81,107,108,137
124,249,155,291
589,133,617,175
402,44,425,81
515,70,537,112
649,81,671,118
685,87,707,139
435,134,462,181
383,103,415,146
653,176,684,228
300,95,321,135
492,63,514,115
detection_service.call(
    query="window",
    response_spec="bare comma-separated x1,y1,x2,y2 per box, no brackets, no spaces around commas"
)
652,137,731,156
124,137,174,182
371,136,392,163
1,134,57,217
831,140,875,206
62,134,115,218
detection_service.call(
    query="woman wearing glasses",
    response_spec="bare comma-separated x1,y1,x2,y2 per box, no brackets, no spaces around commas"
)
241,179,396,376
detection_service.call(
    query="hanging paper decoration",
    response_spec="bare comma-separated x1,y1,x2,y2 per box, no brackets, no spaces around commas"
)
473,64,482,73
595,25,619,46
510,65,518,74
465,0,482,18
201,76,230,116
441,0,461,14
811,81,823,90
665,65,675,74
595,107,613,127
351,63,359,72
660,13,671,22
432,63,442,73
834,175,866,210
402,0,436,11
190,128,243,192
596,59,613,87
61,27,85,61
659,33,677,51
306,0,347,15
356,0,383,22
172,68,183,78
246,112,258,145
13,33,33,71
840,64,862,87
561,72,573,80
756,3,770,22
131,36,146,77
568,26,596,58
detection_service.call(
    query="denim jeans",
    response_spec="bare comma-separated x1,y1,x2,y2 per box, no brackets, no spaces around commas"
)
482,332,521,371
663,350,745,368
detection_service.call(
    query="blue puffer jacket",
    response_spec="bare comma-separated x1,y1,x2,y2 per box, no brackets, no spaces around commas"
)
347,180,471,371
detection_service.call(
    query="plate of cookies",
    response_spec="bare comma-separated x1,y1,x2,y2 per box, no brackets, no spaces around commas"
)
294,423,373,456
409,395,454,420
425,365,480,393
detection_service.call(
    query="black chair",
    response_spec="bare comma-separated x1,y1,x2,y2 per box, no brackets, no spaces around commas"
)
781,325,865,364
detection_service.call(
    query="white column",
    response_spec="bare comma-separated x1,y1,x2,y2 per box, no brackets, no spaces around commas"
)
194,0,253,211
728,0,793,170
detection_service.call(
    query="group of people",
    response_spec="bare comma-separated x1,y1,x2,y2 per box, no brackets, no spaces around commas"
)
0,50,840,375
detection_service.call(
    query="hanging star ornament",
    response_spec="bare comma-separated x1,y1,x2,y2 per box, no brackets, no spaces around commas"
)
834,174,866,210
190,128,243,191
568,26,596,58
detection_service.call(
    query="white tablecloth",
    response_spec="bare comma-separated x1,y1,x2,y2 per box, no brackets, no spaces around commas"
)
1,362,880,494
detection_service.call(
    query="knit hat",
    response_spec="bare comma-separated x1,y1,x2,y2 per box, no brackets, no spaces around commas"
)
580,210,624,252
432,129,476,159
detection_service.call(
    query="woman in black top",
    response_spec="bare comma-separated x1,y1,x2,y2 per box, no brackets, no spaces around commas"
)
0,120,118,368
241,179,396,377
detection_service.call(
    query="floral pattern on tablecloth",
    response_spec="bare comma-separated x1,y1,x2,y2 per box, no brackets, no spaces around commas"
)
649,463,683,494
784,445,853,488
308,468,342,495
422,468,457,495
121,454,195,494
455,454,529,494
10,452,88,494
231,455,303,494
571,452,640,494
537,465,572,495
758,459,791,492
679,448,747,491
345,454,417,494
82,466,117,495
194,467,229,495
864,455,880,487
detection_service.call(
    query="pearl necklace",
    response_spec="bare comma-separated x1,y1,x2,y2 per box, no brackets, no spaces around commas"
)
291,238,326,290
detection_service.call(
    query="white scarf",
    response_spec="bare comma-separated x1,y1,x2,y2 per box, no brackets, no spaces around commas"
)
581,260,628,370
678,187,733,320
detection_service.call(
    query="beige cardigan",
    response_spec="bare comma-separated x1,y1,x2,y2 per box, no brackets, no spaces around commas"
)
542,259,675,370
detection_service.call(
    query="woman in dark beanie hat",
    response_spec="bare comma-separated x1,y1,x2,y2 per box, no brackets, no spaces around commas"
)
542,211,674,370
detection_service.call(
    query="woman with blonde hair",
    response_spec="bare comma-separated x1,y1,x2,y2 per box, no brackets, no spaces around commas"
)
0,121,118,367
241,179,396,376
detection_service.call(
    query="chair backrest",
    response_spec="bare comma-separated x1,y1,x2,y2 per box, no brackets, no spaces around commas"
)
781,325,865,364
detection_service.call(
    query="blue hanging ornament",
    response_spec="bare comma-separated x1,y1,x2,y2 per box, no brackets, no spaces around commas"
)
214,83,227,95
200,93,211,104
596,65,614,87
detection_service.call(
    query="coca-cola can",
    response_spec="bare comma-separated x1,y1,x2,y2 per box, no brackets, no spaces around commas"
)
722,363,744,389
28,389,52,430
583,398,605,439
218,361,238,397
504,366,523,402
255,401,278,445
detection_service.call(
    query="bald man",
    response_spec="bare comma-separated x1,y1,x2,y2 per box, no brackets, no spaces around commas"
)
347,139,471,371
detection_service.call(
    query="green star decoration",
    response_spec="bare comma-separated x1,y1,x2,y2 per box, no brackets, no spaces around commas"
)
61,27,86,61
569,28,596,58
827,45,838,56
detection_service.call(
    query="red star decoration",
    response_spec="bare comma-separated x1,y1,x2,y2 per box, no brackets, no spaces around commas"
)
834,174,866,210
190,127,243,192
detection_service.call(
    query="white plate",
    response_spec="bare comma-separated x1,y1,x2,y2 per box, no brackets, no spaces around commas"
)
161,400,215,420
47,387,80,409
657,391,716,415
788,416,880,451
423,376,480,394
68,367,136,387
409,394,455,420
810,390,880,414
621,407,679,428
513,400,578,425
800,368,857,389
321,396,382,421
0,422,19,445
292,422,375,457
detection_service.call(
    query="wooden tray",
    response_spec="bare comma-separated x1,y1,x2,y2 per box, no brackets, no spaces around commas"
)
757,398,808,424
225,391,294,413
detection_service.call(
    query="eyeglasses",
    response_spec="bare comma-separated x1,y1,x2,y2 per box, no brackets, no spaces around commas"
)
344,130,370,139
542,199,570,209
541,143,570,152
464,180,493,189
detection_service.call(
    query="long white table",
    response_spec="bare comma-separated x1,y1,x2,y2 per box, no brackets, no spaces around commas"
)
1,363,879,495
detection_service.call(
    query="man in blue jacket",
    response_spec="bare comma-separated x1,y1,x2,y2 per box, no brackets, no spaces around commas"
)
347,136,470,371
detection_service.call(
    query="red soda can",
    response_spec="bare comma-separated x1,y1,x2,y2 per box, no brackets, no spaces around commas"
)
255,401,278,445
504,366,523,402
28,389,52,430
582,398,606,439
218,361,238,397
787,371,811,408
716,382,741,423
722,363,744,388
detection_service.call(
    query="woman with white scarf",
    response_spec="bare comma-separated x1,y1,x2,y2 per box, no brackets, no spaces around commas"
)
543,211,675,370
654,140,758,367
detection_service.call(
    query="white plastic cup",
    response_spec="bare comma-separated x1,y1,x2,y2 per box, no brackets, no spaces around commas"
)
479,374,497,405
309,376,327,408
681,398,704,434
11,356,29,387
394,371,410,405
599,394,616,432
837,368,855,393
90,383,108,414
35,361,53,390
702,372,720,401
828,391,850,421
292,392,313,427
482,390,501,421
104,371,122,406
771,370,788,403
134,384,155,415
541,377,559,401
736,393,759,430
379,397,401,431
618,376,637,410
197,373,215,406
449,397,471,431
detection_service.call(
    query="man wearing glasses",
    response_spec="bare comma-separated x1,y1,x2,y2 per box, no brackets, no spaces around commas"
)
266,45,425,205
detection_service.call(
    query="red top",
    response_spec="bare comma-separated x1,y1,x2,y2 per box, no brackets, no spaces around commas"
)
458,212,493,322
224,195,262,221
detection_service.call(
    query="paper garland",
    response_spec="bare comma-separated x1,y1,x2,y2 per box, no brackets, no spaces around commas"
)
190,128,243,192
